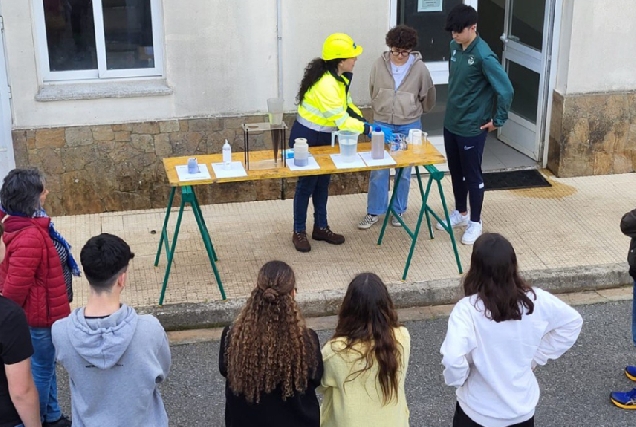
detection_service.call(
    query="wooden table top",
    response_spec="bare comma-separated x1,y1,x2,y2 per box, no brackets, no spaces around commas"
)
162,142,446,186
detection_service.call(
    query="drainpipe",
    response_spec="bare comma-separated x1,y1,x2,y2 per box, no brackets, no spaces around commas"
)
276,0,283,100
276,0,286,199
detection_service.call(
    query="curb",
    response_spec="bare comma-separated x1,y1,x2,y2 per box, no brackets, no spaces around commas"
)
138,262,633,331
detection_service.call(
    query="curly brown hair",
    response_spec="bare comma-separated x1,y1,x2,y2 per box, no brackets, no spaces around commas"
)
332,273,402,405
225,260,319,403
385,24,418,50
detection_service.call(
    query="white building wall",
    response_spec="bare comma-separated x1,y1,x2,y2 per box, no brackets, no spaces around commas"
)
557,0,636,94
2,0,388,129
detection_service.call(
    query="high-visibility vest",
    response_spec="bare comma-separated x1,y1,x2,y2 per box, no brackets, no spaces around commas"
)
297,72,365,134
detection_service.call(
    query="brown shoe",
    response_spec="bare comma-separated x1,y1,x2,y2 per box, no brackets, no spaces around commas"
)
292,231,311,252
312,226,345,245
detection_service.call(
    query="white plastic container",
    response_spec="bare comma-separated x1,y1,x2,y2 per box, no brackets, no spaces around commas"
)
222,139,232,166
337,130,359,163
294,138,309,167
408,129,423,145
371,127,384,159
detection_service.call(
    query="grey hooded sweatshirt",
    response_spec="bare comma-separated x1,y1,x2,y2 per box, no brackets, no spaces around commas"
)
52,304,171,427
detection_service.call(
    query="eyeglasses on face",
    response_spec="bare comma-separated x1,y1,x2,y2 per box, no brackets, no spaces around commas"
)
390,49,411,57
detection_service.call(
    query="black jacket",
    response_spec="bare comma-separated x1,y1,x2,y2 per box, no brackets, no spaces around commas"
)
621,208,636,279
219,325,323,427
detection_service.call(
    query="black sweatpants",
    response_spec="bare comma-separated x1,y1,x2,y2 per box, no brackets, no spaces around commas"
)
443,128,488,223
453,402,534,427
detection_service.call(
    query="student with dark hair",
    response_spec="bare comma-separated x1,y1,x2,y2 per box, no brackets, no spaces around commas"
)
358,25,436,230
0,168,71,427
220,260,322,427
319,273,410,427
0,221,42,427
0,169,79,303
52,233,171,427
441,233,582,427
290,33,390,252
609,208,636,409
436,5,514,245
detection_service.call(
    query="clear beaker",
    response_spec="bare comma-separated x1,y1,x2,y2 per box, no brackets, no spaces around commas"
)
267,98,284,125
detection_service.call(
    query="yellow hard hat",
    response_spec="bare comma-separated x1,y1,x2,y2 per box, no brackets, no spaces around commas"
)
322,33,363,61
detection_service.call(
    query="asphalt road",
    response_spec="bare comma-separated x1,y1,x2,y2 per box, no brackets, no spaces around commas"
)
55,300,636,426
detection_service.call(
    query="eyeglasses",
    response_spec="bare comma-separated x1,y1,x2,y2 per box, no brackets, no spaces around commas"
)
390,49,411,57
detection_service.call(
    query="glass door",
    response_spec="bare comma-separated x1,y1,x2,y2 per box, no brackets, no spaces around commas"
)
497,0,554,160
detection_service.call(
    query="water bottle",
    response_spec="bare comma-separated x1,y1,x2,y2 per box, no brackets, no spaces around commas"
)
222,139,232,166
371,127,384,160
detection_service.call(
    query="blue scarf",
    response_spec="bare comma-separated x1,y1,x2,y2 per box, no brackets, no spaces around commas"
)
1,205,81,277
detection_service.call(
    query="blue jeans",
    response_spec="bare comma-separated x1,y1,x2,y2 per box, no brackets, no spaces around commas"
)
29,327,61,423
366,120,421,216
632,280,636,346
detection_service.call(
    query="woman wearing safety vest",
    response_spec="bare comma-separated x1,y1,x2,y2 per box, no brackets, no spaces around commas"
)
289,33,392,253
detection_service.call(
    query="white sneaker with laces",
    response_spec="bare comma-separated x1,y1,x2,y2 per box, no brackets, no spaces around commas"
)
461,221,483,245
391,213,403,227
436,210,469,231
358,214,379,230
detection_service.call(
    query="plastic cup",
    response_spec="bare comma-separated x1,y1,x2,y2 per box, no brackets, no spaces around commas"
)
267,98,284,124
338,131,359,162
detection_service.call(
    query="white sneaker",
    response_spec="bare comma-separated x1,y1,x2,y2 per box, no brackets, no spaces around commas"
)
358,214,379,229
461,221,483,245
436,210,469,231
391,213,403,227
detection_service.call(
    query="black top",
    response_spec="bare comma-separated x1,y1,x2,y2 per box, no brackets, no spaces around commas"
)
219,325,323,427
0,296,34,427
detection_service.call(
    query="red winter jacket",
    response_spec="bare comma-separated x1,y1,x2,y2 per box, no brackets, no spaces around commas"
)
0,213,70,327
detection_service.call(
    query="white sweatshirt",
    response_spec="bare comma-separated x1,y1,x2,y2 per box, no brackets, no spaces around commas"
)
440,287,583,427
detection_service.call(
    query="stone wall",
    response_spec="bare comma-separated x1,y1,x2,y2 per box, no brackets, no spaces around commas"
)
548,91,636,177
11,113,371,216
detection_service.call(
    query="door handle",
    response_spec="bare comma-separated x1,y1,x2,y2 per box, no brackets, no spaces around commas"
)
500,33,508,43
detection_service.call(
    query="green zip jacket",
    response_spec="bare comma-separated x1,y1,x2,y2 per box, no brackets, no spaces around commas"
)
444,36,514,137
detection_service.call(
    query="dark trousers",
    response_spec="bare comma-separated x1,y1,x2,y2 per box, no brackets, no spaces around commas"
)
453,402,534,427
443,128,488,223
289,121,333,233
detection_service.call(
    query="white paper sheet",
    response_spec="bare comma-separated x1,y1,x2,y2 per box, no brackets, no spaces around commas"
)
359,150,396,167
211,161,248,179
175,164,212,181
330,153,366,169
287,157,320,171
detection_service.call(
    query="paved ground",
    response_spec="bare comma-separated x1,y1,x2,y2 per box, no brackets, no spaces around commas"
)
53,293,636,426
53,171,634,310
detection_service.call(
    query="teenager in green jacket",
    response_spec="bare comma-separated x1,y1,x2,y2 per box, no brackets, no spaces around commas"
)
436,5,513,245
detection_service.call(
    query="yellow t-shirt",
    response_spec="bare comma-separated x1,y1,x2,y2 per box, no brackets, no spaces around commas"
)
319,326,410,427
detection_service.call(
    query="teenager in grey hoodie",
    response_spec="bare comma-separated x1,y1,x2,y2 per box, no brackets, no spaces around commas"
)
52,233,171,427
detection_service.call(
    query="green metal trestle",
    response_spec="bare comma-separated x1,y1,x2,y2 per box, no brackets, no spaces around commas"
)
154,185,226,304
377,164,463,280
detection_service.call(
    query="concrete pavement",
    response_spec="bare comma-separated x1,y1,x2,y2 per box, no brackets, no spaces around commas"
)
52,170,635,329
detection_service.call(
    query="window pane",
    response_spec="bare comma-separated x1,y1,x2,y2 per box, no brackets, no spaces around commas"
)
506,61,539,123
397,0,462,62
43,0,97,71
102,0,155,70
510,0,545,51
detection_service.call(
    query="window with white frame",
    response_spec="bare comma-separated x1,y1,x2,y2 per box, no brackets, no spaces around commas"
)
36,0,164,81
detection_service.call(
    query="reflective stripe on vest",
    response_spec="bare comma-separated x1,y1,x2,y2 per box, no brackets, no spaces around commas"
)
296,115,338,133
